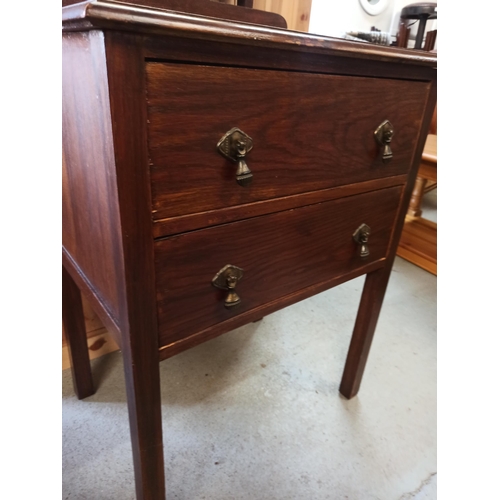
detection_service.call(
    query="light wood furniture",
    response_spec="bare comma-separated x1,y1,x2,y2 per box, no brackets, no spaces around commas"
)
397,134,437,275
62,2,437,498
253,0,312,32
408,133,437,218
62,299,118,370
212,0,313,32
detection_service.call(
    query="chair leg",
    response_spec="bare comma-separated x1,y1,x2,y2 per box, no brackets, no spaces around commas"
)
62,266,95,399
407,176,426,217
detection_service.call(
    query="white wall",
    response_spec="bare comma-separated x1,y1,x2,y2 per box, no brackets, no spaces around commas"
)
309,0,396,38
309,0,437,46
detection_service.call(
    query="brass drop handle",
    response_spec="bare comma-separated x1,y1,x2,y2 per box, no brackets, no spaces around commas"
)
212,264,244,308
353,223,371,258
374,120,394,163
217,128,254,187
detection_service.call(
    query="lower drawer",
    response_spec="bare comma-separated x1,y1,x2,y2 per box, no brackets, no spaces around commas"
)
155,186,402,348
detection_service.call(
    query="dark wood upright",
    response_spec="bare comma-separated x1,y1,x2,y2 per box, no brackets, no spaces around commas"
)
62,2,437,498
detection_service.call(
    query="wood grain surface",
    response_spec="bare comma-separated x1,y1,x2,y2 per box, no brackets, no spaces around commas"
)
62,4,437,496
62,295,120,370
62,30,125,324
104,31,166,500
146,63,429,220
62,266,95,399
62,294,105,347
421,133,437,164
397,217,437,275
61,0,288,28
152,175,407,237
159,258,385,361
62,1,437,68
155,186,402,347
253,0,311,32
339,78,437,399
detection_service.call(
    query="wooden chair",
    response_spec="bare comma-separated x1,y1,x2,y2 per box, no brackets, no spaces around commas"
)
396,107,437,275
396,2,437,51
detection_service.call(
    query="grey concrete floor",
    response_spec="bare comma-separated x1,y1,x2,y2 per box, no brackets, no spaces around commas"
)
421,189,437,223
63,257,436,500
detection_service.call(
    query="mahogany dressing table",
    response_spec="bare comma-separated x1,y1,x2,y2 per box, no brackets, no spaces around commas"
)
62,2,437,498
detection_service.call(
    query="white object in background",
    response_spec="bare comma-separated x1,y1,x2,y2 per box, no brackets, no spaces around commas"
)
309,0,395,39
346,30,392,45
359,0,391,16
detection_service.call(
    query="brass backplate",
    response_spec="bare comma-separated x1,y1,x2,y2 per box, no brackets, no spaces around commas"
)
217,128,253,162
353,223,371,257
374,120,394,146
212,264,244,290
353,223,371,244
374,120,394,163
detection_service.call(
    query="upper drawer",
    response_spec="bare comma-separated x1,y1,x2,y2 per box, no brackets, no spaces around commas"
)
146,63,429,220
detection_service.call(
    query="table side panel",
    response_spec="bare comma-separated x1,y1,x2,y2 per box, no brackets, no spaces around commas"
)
62,30,125,324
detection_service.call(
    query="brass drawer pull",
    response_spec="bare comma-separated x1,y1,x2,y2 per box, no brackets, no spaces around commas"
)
353,223,371,258
212,264,244,308
217,128,254,186
374,120,394,163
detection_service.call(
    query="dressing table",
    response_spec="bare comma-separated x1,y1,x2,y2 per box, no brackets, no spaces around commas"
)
62,2,437,498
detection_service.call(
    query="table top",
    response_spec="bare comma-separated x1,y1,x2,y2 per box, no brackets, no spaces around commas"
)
62,0,437,68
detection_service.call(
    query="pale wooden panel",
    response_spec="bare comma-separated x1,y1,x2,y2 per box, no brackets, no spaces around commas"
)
253,0,312,32
62,330,120,370
397,217,437,275
62,296,106,345
422,134,437,163
62,296,120,369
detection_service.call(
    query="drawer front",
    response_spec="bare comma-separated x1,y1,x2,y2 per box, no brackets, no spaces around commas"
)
146,63,428,220
155,186,402,347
